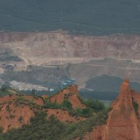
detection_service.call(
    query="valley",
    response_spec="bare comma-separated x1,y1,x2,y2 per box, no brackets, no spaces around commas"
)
1,31,140,92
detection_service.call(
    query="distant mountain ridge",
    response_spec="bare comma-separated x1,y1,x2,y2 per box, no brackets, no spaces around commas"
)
0,0,140,35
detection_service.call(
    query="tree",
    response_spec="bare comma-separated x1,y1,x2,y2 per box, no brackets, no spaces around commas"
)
31,89,36,95
61,100,72,109
0,85,7,92
86,99,105,112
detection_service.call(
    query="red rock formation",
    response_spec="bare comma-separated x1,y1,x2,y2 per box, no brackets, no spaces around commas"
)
50,85,86,109
85,79,140,140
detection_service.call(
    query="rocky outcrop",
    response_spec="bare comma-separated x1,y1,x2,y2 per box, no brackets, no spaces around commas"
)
1,31,140,87
85,79,140,140
1,31,140,65
50,85,86,109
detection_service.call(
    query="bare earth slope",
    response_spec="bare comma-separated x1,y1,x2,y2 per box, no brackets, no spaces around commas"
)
0,95,44,132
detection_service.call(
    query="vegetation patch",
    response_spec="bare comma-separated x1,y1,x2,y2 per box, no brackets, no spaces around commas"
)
64,93,73,100
78,97,105,112
0,85,12,96
69,108,92,118
6,105,11,112
18,116,23,122
44,97,106,118
132,99,139,118
61,100,72,109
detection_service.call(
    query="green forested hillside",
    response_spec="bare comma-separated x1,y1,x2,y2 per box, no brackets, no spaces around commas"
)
86,75,140,92
0,0,140,35
78,75,140,101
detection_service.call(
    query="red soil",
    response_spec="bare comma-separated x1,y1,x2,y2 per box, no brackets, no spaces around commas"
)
0,102,35,133
0,95,44,106
46,109,85,123
0,95,44,132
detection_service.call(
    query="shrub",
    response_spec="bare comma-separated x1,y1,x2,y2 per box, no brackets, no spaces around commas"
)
16,97,25,102
86,99,105,112
61,100,72,109
132,99,139,117
18,116,23,122
75,108,92,118
66,124,76,134
6,105,11,112
0,85,8,92
78,97,105,112
10,115,15,119
44,101,61,109
0,127,3,134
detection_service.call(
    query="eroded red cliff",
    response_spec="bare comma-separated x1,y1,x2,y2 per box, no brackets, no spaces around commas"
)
50,85,86,109
85,79,140,140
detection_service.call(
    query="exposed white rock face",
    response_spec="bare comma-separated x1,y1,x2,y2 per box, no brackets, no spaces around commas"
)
1,30,140,85
0,31,140,66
